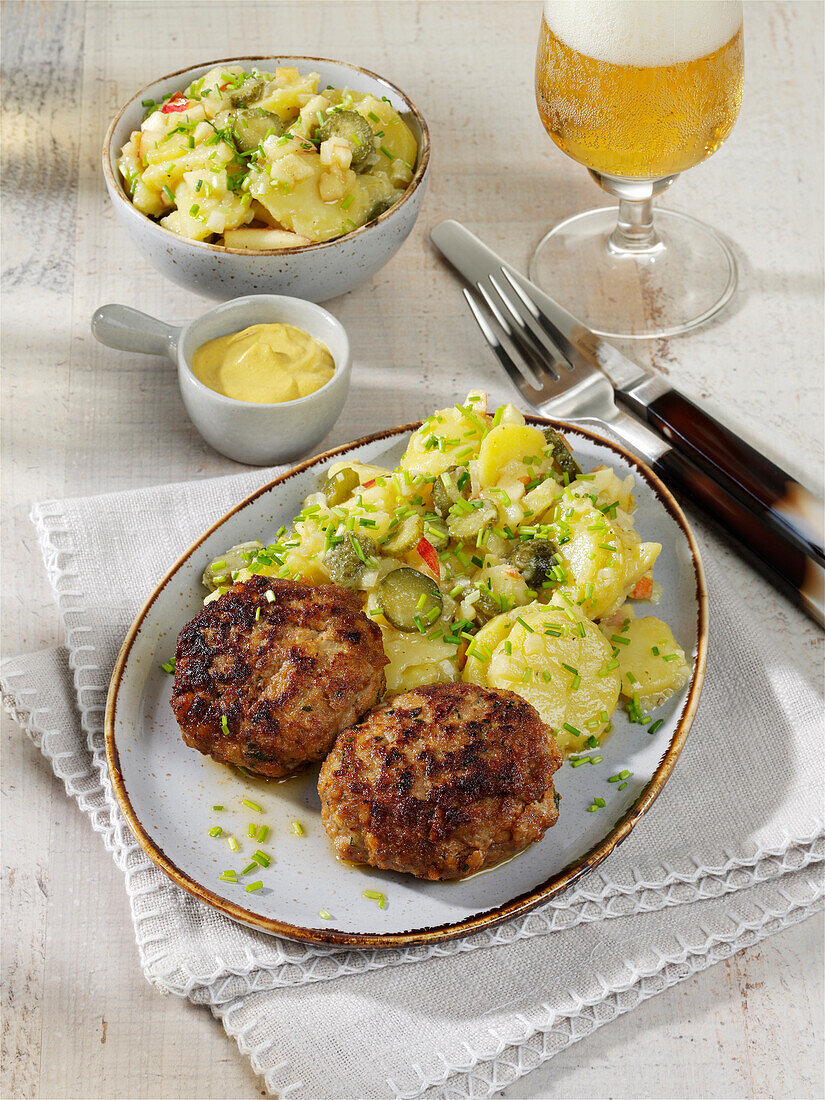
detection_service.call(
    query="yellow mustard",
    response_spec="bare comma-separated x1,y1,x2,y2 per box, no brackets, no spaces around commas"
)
191,323,334,404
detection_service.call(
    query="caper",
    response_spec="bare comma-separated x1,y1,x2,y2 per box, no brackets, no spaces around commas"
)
508,537,560,588
542,426,581,479
202,540,263,592
316,109,374,167
432,467,466,518
227,77,265,108
377,567,442,632
323,467,360,507
323,534,378,588
225,107,285,152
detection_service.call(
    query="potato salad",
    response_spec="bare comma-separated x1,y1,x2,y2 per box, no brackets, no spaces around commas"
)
118,65,418,247
202,394,690,755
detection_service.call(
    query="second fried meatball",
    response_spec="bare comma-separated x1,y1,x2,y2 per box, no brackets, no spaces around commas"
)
318,681,563,880
171,574,387,777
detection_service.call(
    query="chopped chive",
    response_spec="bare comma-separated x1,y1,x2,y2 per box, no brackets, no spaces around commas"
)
241,861,258,875
256,824,270,843
253,849,271,867
649,719,663,735
571,757,588,768
219,869,238,882
380,145,394,159
619,769,630,779
291,821,304,835
610,635,630,646
341,193,354,210
221,715,230,735
594,797,606,808
247,823,257,838
319,909,332,919
563,723,581,737
516,616,535,633
212,804,225,811
161,657,176,673
363,889,386,908
587,804,598,812
208,826,222,837
227,836,240,851
243,798,263,812
590,755,603,764
244,880,263,892
618,781,628,790
265,589,275,602
255,606,261,621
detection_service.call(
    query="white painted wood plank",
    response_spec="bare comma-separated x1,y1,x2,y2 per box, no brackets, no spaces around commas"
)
1,2,822,1098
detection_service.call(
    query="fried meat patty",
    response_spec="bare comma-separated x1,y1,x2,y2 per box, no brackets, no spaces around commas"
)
171,574,387,777
318,681,563,880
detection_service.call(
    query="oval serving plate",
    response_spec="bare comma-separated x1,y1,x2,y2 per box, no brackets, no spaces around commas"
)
105,418,708,947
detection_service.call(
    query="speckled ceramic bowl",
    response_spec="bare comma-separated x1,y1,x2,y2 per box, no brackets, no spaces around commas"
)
103,56,430,302
105,419,708,947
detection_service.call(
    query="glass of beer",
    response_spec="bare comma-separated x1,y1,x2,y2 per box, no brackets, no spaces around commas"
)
534,0,744,338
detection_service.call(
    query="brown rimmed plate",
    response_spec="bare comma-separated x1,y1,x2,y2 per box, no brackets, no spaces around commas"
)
105,419,707,947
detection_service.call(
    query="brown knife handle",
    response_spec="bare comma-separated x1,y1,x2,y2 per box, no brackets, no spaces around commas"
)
639,389,825,566
653,448,825,628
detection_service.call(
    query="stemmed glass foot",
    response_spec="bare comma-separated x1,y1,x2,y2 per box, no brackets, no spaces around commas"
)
529,174,737,340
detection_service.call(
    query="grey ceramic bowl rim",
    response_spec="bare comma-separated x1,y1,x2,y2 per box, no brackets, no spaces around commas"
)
176,295,351,411
105,418,709,949
102,54,431,257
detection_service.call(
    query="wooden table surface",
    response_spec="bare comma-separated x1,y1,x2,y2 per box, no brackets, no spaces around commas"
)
2,2,823,1097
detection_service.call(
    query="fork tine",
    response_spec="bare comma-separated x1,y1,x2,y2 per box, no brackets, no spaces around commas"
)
475,282,552,389
499,267,585,368
487,273,570,379
462,288,547,407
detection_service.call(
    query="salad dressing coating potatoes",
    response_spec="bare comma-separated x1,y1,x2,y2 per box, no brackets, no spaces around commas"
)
200,392,689,755
118,65,418,247
463,601,621,754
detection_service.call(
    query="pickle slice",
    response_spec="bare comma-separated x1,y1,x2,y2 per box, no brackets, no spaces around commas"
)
377,568,443,632
323,467,360,507
383,514,423,555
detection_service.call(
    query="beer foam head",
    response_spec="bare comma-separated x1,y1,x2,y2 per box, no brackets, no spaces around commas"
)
544,1,742,67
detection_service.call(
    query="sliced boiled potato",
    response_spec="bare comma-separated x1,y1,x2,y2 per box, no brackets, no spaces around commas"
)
476,424,546,488
463,601,621,754
472,560,532,612
223,227,311,249
382,629,459,694
548,493,661,620
160,168,253,242
256,70,321,122
401,401,490,477
612,615,690,706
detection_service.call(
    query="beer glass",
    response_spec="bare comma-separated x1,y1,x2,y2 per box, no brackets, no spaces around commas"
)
534,1,744,338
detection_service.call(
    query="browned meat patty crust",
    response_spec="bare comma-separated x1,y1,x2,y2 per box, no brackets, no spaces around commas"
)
171,574,388,777
318,681,563,880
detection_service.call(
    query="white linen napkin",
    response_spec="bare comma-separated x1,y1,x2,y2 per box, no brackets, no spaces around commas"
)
2,466,823,1099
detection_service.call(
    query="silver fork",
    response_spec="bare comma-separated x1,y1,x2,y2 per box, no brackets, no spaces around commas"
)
462,267,665,465
431,225,825,626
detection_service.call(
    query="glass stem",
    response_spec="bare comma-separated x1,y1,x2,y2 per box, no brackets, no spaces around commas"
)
608,195,662,255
